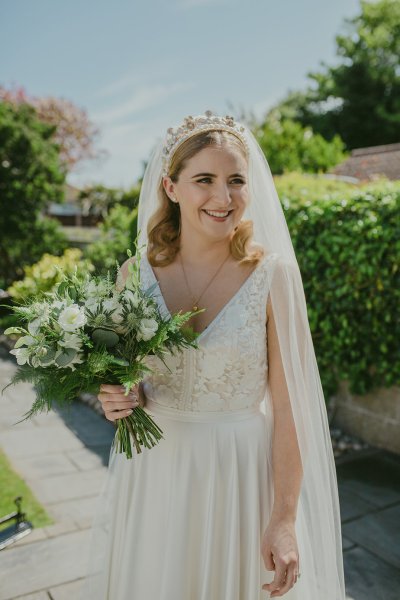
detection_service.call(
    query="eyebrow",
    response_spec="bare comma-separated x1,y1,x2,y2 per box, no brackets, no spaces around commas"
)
190,172,245,178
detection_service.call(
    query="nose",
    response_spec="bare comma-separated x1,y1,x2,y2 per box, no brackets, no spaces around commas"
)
212,182,232,208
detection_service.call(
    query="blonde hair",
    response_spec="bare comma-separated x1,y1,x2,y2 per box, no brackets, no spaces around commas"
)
147,129,265,268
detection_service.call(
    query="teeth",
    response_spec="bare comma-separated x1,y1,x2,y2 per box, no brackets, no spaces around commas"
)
204,210,230,217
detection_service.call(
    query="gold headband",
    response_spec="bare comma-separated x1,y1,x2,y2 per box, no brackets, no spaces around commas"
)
161,109,249,177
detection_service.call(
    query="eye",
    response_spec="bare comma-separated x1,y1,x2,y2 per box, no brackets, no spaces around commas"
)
196,177,245,184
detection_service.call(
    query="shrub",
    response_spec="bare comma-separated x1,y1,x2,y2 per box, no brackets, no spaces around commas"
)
7,248,94,303
281,179,400,398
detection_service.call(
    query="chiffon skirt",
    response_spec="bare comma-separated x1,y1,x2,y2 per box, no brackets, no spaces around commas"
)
79,398,313,599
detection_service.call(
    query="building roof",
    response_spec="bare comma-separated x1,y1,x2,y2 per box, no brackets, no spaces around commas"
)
331,143,400,181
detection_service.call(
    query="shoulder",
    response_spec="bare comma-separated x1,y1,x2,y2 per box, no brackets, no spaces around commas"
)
265,254,299,320
116,255,137,291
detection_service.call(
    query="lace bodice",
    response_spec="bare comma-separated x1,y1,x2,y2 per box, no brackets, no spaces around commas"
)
140,252,280,412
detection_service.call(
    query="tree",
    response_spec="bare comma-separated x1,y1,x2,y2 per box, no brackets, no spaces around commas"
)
253,112,347,174
0,101,68,288
0,84,107,172
270,0,400,149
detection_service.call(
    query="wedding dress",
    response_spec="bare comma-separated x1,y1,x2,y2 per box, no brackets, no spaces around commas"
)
79,250,318,600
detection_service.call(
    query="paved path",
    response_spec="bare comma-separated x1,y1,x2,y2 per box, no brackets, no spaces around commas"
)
0,355,399,599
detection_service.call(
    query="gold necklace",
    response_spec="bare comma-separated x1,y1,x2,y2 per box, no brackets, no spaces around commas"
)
178,251,232,312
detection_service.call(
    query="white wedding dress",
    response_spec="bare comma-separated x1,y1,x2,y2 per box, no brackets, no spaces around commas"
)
79,251,316,599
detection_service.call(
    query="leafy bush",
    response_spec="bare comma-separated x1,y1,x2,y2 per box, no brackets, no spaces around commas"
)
254,116,347,174
281,180,400,398
0,100,67,288
7,248,94,303
84,204,138,274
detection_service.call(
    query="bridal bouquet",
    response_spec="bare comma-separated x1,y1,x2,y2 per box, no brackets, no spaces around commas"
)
2,244,202,458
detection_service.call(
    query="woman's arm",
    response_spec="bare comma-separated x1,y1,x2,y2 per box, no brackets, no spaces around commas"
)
266,294,303,522
261,295,302,597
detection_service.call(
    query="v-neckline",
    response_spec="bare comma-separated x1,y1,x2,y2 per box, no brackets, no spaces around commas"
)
142,252,271,341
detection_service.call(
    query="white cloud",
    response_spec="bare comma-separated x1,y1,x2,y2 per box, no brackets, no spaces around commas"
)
95,58,178,99
92,81,196,125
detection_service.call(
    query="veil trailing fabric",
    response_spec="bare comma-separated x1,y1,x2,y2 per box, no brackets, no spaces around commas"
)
136,113,346,600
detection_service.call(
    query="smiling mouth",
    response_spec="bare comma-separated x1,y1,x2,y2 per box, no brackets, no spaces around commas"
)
202,209,233,219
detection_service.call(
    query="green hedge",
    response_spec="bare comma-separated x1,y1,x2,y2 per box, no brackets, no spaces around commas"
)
281,179,400,399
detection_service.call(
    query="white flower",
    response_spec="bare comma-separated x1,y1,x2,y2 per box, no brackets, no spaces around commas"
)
10,347,31,366
31,303,50,325
28,318,42,336
123,290,140,309
14,335,36,348
58,305,86,332
136,318,158,341
84,297,101,312
84,280,109,298
103,298,124,324
103,298,120,312
84,280,98,297
58,333,83,352
142,304,155,317
110,308,124,325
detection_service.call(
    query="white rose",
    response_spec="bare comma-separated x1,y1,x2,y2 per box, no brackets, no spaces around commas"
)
136,318,158,341
58,305,86,332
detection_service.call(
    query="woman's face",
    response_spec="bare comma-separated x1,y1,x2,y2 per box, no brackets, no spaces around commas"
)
163,145,249,242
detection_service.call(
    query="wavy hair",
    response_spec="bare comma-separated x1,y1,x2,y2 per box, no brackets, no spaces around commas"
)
147,129,265,268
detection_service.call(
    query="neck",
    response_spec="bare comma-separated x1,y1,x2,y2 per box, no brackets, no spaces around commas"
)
178,227,233,267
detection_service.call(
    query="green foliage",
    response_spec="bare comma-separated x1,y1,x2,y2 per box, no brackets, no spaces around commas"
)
0,100,67,288
270,0,400,149
7,248,95,302
0,448,54,529
281,179,400,398
77,182,140,217
84,204,138,274
274,172,359,207
253,116,347,174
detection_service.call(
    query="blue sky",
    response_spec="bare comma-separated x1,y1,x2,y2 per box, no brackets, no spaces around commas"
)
1,0,361,190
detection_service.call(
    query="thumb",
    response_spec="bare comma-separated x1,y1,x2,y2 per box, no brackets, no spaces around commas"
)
263,550,275,571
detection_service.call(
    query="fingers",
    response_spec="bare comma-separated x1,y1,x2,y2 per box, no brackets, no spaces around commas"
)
270,562,297,597
98,383,142,422
262,552,299,597
262,560,287,596
99,384,127,393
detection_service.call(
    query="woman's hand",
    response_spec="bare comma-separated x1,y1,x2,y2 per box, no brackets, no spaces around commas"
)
261,516,300,597
97,383,145,422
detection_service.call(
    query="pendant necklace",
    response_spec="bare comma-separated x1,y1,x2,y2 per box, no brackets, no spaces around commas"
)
178,251,232,312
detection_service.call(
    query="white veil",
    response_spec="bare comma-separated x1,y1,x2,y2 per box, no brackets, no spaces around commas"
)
136,113,346,599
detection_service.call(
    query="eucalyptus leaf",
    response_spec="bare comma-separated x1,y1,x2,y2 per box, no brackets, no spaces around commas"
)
55,348,77,367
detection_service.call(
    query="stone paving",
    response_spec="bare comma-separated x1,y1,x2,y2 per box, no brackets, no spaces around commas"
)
0,355,399,599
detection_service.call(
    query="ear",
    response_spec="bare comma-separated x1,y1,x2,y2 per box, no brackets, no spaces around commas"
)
162,176,176,202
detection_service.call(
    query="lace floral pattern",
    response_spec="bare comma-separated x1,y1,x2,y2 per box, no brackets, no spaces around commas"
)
140,252,279,412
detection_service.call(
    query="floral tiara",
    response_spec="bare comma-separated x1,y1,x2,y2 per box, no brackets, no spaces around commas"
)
161,110,249,178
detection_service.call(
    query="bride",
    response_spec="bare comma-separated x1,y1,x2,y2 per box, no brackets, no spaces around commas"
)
79,111,345,599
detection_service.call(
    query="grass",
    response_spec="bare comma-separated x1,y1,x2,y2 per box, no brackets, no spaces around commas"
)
0,447,54,530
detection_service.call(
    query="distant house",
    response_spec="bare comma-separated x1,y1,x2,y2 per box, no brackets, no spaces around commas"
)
331,142,400,182
46,183,102,248
46,183,103,227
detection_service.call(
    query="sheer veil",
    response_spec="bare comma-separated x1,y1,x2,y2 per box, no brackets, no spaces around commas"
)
136,113,346,600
